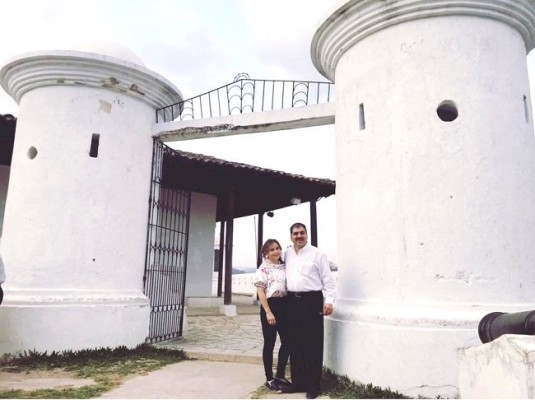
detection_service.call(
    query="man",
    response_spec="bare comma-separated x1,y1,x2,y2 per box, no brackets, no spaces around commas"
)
283,222,336,399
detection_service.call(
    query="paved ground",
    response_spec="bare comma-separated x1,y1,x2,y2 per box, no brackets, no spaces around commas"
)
159,306,272,364
2,295,325,398
100,360,266,399
101,297,323,399
0,370,95,391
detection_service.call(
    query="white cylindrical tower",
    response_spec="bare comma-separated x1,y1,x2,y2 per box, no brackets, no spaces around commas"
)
0,46,182,353
312,0,535,397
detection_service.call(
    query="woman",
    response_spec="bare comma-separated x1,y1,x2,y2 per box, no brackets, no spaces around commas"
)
254,239,291,391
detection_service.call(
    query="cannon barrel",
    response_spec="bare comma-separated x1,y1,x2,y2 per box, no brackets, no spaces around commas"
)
478,310,535,344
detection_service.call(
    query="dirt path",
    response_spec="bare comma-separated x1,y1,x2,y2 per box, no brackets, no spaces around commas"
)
0,369,95,391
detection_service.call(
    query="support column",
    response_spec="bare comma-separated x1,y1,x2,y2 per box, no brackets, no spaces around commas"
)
221,188,236,316
0,47,182,354
309,200,318,247
312,1,535,397
217,221,225,298
256,213,264,267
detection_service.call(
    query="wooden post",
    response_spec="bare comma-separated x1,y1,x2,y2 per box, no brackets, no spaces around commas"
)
224,189,234,305
217,221,225,297
257,213,264,267
310,200,318,247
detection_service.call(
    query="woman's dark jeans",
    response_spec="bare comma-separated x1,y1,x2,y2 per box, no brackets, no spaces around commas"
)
260,296,290,381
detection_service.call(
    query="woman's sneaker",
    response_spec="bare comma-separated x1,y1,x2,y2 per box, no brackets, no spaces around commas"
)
274,377,292,387
265,380,280,391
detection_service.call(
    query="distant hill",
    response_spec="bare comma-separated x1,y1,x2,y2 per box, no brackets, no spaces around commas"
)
232,267,256,274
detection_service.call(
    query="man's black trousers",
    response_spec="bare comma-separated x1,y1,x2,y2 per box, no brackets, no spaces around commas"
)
287,290,324,392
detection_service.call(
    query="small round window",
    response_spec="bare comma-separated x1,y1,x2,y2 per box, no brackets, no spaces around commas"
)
437,100,458,122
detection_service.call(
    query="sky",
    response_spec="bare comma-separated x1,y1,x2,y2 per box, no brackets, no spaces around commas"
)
0,0,338,267
2,1,535,267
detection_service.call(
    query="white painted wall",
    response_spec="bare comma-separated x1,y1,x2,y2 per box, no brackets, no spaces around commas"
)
186,192,217,298
312,1,535,397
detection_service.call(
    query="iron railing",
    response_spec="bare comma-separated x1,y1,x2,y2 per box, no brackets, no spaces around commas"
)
156,73,335,123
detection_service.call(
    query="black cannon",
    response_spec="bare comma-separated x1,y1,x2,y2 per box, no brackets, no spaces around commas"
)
478,310,535,344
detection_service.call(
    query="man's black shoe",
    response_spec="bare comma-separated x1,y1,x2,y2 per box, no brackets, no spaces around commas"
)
280,385,297,393
274,377,292,387
265,380,280,391
281,385,306,393
306,390,320,399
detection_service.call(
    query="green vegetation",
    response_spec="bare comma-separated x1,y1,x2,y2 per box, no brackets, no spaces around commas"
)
321,368,408,399
0,344,187,399
250,383,271,399
252,367,408,399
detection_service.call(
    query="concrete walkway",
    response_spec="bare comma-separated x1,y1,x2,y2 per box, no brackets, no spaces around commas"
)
102,296,317,399
100,360,267,399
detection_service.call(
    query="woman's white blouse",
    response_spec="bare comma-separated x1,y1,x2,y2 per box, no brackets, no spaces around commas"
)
253,261,287,298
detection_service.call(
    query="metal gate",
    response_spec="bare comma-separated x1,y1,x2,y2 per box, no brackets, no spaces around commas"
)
143,139,191,343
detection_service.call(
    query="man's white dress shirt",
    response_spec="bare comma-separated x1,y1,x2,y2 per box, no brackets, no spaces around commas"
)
284,243,336,305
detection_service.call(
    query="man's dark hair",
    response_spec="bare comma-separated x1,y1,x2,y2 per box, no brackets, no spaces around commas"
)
290,222,307,234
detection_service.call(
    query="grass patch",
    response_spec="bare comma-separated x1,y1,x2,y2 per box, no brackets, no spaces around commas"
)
250,383,271,399
251,367,408,399
321,368,408,399
0,344,187,399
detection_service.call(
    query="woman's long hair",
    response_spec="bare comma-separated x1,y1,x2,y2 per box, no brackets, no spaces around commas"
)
261,238,283,264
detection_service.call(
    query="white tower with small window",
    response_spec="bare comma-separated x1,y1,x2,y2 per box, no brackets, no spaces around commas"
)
0,45,182,353
312,0,535,397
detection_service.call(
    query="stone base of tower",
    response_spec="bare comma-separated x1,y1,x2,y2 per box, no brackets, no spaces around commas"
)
0,289,150,355
324,300,535,398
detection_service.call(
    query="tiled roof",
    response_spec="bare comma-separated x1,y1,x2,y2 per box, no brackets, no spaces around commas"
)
161,144,335,220
174,148,334,187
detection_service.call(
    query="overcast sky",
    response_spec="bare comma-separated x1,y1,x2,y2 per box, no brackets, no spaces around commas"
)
0,0,337,267
2,1,535,267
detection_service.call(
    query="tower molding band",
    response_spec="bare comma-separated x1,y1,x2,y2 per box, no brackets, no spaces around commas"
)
312,0,535,81
0,50,183,109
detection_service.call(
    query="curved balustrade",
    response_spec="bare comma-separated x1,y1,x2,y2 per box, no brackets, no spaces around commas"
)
156,73,335,123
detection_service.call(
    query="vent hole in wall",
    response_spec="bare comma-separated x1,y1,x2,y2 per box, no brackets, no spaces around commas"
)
359,103,365,130
27,146,38,159
436,100,458,122
89,133,100,158
524,95,530,123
